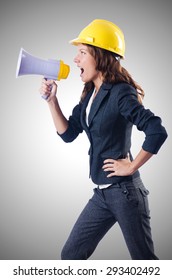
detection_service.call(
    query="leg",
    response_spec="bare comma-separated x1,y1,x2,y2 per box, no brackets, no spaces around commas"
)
61,188,115,260
105,178,158,260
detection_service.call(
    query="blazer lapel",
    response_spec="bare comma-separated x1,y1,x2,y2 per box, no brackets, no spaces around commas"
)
80,88,93,130
88,83,113,126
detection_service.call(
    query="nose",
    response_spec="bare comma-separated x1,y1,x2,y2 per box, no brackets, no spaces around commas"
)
74,54,80,64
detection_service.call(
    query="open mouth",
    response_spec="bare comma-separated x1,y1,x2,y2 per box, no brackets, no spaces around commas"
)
80,68,84,75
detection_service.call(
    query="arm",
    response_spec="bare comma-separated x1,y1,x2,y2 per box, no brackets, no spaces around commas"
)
40,79,83,142
48,98,69,134
118,85,168,154
40,79,68,134
103,149,153,177
103,84,167,177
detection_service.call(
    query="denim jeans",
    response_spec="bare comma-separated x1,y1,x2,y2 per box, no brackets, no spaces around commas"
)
61,177,158,260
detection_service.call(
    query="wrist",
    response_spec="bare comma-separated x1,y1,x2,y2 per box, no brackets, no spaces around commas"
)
47,96,58,106
129,161,137,175
129,149,153,175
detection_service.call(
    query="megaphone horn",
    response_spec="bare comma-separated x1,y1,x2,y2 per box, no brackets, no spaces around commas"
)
16,48,70,81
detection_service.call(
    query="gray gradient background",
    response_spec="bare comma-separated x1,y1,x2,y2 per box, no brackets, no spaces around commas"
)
0,0,171,260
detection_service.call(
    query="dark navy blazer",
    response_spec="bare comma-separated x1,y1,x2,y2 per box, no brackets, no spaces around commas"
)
58,82,167,185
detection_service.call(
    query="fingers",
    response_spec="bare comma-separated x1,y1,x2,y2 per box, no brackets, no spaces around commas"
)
103,159,114,164
102,159,116,172
40,79,52,94
102,159,116,177
107,172,116,178
102,163,115,171
39,79,57,100
102,157,133,177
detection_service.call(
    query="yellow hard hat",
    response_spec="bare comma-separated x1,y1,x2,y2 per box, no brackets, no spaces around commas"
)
70,19,125,58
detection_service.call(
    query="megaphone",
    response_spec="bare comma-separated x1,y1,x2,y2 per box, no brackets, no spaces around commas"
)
16,48,70,81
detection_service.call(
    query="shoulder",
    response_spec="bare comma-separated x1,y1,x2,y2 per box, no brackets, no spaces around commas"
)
107,82,137,101
102,82,137,93
113,82,136,93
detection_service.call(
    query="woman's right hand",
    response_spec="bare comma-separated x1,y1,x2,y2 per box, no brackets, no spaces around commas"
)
39,78,58,102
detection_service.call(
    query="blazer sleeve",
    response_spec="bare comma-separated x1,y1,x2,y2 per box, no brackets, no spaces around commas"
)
117,85,168,154
57,103,83,143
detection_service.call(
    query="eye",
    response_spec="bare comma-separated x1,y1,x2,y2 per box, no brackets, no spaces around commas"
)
81,50,86,55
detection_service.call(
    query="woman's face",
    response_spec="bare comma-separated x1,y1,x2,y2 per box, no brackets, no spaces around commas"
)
74,44,103,86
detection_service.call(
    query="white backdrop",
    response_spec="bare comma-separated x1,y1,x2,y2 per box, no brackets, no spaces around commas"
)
0,0,171,259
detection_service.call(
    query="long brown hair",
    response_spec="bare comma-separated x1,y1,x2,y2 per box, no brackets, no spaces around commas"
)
81,44,144,103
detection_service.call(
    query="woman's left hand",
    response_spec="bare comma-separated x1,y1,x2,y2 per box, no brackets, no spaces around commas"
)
102,156,134,177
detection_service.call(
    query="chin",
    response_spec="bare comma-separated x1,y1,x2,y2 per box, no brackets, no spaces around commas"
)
81,77,91,83
81,78,87,83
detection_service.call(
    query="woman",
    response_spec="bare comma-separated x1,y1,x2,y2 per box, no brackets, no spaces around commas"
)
40,19,167,259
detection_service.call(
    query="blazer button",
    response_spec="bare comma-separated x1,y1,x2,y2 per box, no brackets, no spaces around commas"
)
123,190,127,194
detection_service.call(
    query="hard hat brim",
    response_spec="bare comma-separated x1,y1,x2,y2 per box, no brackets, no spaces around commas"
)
69,37,124,58
69,37,91,46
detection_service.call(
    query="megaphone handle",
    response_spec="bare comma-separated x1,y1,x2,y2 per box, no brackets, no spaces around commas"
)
41,77,52,100
42,95,49,100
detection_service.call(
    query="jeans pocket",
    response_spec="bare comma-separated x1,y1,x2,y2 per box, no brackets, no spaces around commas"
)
121,185,139,207
138,187,150,216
